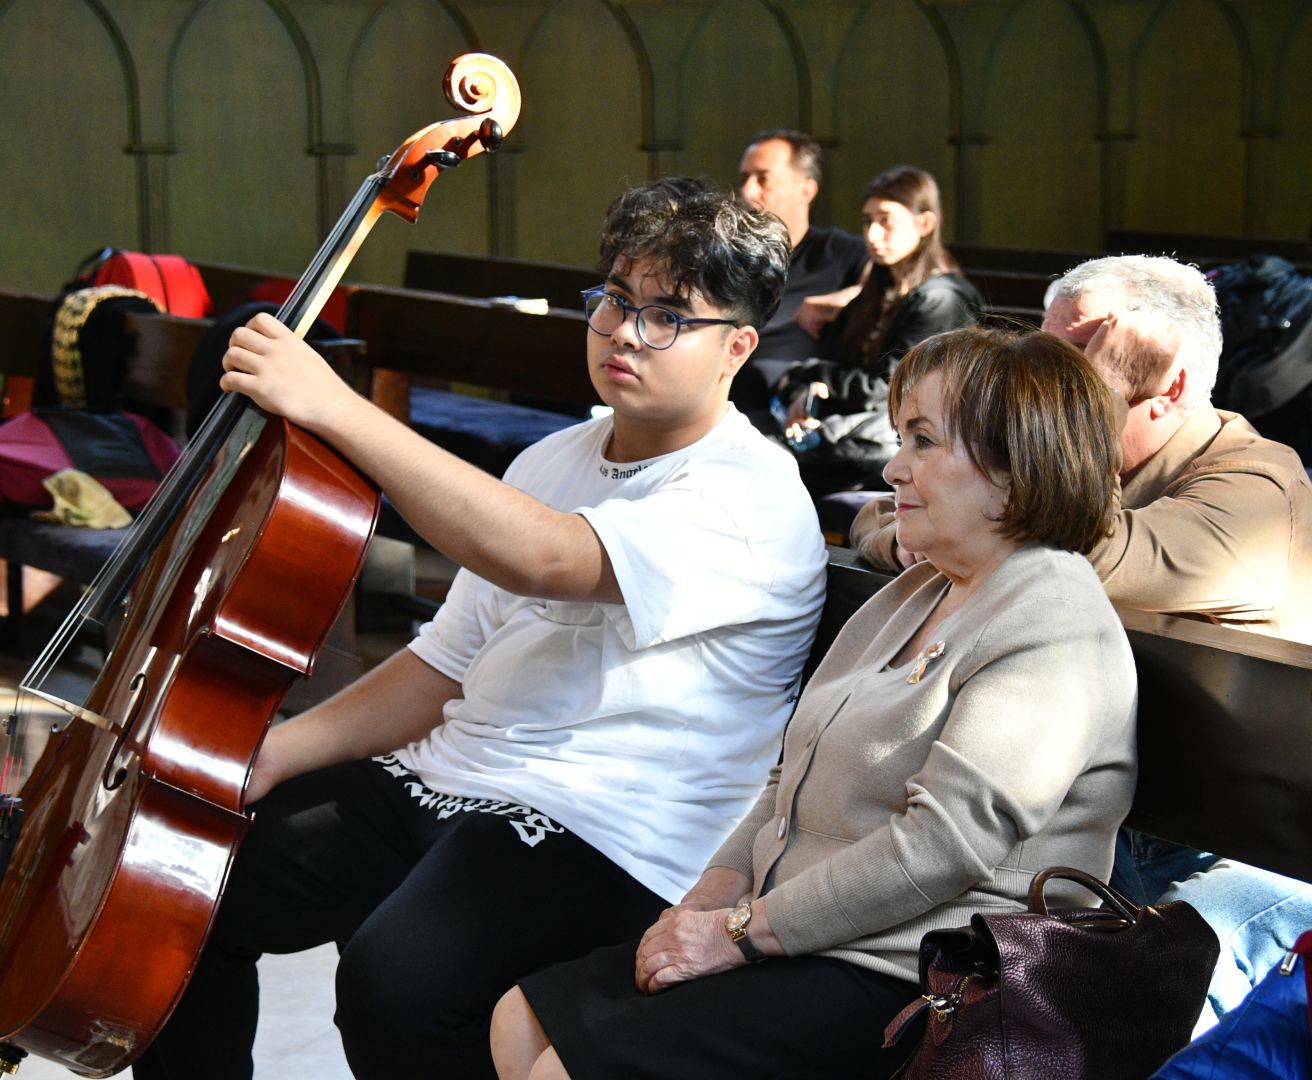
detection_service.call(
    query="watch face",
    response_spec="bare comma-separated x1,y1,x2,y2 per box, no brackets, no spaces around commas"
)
725,905,751,933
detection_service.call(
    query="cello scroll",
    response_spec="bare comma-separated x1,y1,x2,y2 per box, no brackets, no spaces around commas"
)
375,52,522,223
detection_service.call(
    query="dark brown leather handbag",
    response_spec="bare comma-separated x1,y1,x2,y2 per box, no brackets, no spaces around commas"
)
883,866,1220,1079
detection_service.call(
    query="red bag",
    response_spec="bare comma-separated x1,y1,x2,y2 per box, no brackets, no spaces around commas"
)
76,248,212,318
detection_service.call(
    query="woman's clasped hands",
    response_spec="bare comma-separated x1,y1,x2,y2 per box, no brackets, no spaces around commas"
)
633,866,780,993
633,903,744,993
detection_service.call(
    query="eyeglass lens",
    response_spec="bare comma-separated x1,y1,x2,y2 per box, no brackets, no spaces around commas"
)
585,293,681,349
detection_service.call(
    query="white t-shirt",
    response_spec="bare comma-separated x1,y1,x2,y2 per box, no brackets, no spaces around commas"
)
397,406,827,900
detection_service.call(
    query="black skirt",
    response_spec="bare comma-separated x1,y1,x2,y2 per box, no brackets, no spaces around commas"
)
518,939,921,1079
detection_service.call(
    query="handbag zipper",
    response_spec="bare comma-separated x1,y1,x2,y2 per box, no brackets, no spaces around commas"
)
923,972,979,1022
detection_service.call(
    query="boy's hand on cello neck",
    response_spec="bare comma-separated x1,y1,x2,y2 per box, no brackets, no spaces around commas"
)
222,312,365,436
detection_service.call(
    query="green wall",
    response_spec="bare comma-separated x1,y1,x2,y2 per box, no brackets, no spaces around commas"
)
1,0,1309,295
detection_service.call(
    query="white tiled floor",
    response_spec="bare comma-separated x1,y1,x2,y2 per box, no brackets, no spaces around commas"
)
2,662,352,1079
14,945,350,1078
2,548,457,1079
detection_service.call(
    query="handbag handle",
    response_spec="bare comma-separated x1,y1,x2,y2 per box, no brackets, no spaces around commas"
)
1027,865,1141,922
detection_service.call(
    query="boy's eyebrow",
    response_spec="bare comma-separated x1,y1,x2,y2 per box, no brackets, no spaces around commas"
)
604,272,692,313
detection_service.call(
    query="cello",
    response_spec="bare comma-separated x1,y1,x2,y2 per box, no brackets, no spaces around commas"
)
0,53,520,1077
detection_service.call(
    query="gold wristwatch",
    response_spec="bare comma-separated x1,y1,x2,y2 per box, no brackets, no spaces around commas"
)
725,900,765,963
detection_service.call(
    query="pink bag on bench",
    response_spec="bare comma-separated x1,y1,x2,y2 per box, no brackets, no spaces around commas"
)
0,409,180,513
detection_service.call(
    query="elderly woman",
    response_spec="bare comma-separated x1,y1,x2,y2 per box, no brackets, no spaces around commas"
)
490,327,1137,1080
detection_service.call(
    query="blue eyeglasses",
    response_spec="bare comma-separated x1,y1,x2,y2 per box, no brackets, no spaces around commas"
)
581,287,739,350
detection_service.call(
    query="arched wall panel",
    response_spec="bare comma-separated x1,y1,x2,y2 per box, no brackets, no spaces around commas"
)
978,0,1100,249
1122,0,1246,236
345,0,480,285
1266,5,1312,238
670,1,801,199
0,0,137,294
511,0,647,266
0,0,1308,296
167,0,319,274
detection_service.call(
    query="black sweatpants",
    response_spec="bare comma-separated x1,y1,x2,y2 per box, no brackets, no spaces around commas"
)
132,758,666,1080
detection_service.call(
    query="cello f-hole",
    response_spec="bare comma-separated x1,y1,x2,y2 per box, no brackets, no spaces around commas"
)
102,673,149,792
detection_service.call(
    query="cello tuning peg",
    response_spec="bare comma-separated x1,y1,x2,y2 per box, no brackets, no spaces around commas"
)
423,148,463,172
478,119,504,153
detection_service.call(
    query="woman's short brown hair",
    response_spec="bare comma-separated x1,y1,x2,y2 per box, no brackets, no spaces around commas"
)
887,327,1119,554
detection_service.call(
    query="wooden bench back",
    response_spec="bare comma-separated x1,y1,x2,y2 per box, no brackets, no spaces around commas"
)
0,291,50,415
404,249,1054,329
405,250,596,311
816,547,1312,883
344,285,597,411
952,244,1100,277
966,269,1054,311
1104,230,1312,272
0,288,363,435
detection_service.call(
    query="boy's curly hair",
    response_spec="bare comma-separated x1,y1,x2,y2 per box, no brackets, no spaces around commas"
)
597,177,790,330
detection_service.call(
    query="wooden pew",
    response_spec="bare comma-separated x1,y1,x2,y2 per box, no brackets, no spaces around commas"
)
0,291,50,417
965,269,1055,311
192,259,355,334
1104,230,1312,272
342,285,595,549
404,250,596,311
952,244,1101,277
818,546,1312,883
404,248,1051,338
346,285,594,407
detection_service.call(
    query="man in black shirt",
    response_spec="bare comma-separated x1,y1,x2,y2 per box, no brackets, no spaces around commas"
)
734,129,868,410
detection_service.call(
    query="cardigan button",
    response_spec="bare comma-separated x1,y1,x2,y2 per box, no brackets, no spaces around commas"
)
777,816,787,839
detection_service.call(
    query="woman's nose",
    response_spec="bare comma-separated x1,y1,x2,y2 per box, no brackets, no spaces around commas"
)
882,444,909,487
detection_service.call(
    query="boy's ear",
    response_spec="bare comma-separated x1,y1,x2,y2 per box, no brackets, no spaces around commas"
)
722,325,759,379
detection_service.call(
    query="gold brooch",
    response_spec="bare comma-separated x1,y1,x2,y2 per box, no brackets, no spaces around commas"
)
907,641,946,684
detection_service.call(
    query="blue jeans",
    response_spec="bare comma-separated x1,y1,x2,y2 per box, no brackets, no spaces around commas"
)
1110,827,1218,905
1159,859,1312,1036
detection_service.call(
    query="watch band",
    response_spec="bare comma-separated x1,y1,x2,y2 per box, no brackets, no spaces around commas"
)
732,927,766,963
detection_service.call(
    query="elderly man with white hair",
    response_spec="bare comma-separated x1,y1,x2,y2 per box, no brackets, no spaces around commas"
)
852,253,1312,1038
854,253,1312,643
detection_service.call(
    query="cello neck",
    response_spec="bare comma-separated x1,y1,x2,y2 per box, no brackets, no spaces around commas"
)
274,169,390,339
39,52,522,647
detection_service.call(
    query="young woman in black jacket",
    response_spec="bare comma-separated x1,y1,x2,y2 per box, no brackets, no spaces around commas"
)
777,166,981,495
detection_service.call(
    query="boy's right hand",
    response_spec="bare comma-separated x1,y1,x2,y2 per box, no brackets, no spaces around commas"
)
221,312,361,436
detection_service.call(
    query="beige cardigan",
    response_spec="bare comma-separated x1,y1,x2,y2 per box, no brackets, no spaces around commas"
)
709,545,1138,984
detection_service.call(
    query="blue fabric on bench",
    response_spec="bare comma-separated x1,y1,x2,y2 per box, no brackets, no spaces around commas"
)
0,516,126,583
408,388,584,479
371,389,584,547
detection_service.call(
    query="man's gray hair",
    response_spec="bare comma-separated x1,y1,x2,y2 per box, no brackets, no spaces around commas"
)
1050,255,1222,409
746,128,822,184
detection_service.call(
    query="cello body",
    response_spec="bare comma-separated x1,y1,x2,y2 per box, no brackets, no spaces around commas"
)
0,53,520,1076
0,415,376,1076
